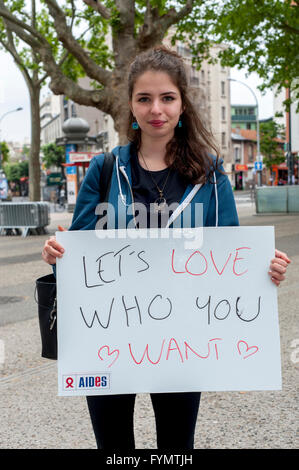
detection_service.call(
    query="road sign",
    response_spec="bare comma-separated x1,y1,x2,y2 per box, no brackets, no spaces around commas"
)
47,173,63,186
254,161,263,171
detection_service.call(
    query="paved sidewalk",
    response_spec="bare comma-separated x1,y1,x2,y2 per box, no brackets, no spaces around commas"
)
0,204,298,449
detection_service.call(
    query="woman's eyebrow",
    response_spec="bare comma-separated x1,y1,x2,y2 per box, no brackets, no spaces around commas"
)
136,91,178,96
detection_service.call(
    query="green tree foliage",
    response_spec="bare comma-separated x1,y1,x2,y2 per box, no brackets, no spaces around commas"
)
41,142,65,172
0,141,10,164
197,0,299,110
0,0,76,200
0,0,298,139
260,120,286,169
3,159,28,181
19,159,29,177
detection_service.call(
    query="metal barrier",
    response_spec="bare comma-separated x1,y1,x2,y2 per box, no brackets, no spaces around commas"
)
0,202,50,236
255,186,299,213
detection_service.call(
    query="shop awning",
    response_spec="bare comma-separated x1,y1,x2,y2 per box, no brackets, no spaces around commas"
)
235,164,248,171
62,162,90,167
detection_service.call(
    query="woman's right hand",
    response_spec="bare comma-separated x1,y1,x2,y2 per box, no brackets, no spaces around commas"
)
42,225,66,265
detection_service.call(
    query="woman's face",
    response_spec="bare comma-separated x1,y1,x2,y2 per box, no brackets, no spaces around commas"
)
130,70,183,142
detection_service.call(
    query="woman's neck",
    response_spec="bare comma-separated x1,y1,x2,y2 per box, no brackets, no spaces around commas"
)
138,135,170,171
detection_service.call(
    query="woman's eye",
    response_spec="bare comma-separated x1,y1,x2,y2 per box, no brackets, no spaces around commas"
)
137,96,175,103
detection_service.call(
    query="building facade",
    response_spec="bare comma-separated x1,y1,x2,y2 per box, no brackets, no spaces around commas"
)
40,77,114,153
231,104,257,131
40,93,62,146
231,128,257,189
204,46,232,177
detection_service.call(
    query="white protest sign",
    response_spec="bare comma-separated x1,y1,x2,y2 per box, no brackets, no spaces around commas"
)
56,227,281,396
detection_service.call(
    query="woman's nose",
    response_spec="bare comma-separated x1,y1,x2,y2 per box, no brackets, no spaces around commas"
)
150,99,162,114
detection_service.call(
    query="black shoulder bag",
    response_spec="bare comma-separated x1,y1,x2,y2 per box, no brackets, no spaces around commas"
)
35,152,114,360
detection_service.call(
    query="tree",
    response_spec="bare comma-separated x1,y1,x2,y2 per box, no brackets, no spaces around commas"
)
42,142,65,176
19,159,29,177
21,143,30,160
0,0,297,147
0,1,221,144
199,0,299,110
0,0,72,200
3,159,28,179
3,161,21,182
0,1,46,200
0,140,10,165
260,120,286,170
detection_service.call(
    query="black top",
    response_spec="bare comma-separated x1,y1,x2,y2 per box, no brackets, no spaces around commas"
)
130,146,187,228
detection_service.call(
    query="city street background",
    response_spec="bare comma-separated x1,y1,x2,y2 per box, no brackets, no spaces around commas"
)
0,195,298,449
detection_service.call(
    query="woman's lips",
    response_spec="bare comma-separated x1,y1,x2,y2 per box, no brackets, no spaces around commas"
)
148,120,166,128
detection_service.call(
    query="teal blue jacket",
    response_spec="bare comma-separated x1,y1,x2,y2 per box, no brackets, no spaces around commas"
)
69,142,239,231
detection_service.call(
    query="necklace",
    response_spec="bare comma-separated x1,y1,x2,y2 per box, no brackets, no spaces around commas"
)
139,150,172,212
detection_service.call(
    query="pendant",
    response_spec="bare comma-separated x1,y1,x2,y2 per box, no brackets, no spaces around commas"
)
153,197,167,212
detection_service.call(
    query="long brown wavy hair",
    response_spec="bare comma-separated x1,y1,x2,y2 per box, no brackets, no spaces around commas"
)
126,45,220,184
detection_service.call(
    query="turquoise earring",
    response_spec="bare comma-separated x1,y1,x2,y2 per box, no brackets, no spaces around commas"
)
132,121,139,130
178,120,182,128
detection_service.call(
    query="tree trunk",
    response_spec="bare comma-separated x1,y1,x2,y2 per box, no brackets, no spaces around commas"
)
110,80,131,146
28,84,41,201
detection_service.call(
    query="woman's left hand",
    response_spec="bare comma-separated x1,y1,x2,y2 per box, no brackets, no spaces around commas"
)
269,249,291,286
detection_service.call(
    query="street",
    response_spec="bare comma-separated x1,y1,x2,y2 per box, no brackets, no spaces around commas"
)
0,202,298,449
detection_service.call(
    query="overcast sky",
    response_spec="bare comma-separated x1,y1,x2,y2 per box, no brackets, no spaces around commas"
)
0,50,274,145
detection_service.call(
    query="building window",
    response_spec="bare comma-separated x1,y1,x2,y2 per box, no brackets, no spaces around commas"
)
221,81,225,96
234,147,241,163
63,97,68,121
190,76,199,86
190,67,199,86
221,132,226,146
221,106,226,121
177,44,191,57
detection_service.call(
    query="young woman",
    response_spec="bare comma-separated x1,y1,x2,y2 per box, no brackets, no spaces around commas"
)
42,46,290,449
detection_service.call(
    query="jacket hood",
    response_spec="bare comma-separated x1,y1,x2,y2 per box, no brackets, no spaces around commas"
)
111,143,132,166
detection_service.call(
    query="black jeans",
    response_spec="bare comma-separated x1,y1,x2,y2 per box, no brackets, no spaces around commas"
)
86,392,201,450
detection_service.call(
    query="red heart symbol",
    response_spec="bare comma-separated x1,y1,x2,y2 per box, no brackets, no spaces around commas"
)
98,345,120,368
237,340,259,359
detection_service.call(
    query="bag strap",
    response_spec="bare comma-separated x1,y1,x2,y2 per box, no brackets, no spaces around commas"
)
99,152,114,203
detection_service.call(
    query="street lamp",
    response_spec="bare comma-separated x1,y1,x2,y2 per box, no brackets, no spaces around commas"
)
0,107,23,167
0,106,23,125
228,78,262,186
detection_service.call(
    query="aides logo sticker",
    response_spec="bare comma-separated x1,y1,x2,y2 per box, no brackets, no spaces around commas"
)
63,373,110,391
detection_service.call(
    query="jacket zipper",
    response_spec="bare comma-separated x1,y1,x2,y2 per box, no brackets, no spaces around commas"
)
119,166,139,228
